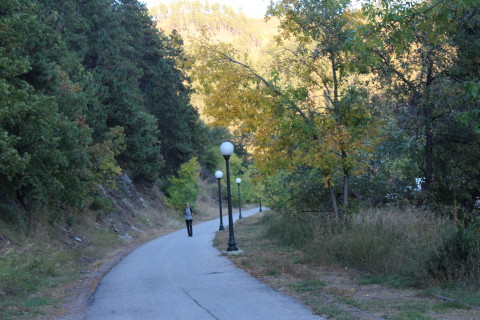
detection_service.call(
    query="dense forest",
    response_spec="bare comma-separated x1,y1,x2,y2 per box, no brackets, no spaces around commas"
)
150,0,480,217
150,0,277,53
0,0,222,215
1,0,480,306
189,0,480,287
191,0,480,214
148,0,280,121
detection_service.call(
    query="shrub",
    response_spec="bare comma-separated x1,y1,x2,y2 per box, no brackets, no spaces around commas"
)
0,204,26,229
202,146,223,173
166,158,200,210
427,224,480,287
89,196,114,214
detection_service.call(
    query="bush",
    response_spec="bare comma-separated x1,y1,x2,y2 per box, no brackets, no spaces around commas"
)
427,224,480,287
262,169,330,213
166,158,200,210
89,196,114,214
0,204,26,229
202,146,223,173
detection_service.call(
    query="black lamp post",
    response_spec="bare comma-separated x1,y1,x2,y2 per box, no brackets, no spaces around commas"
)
215,170,225,231
236,178,242,219
259,199,262,212
220,142,238,251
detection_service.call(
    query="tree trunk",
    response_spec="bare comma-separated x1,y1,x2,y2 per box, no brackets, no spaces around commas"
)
424,102,433,203
343,168,349,208
328,179,340,221
331,52,349,209
424,58,434,204
331,53,341,125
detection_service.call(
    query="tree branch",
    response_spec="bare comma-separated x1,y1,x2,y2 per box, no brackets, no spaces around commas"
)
374,49,419,94
209,48,316,129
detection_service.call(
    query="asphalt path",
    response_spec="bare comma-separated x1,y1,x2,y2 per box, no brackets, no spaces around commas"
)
85,208,324,320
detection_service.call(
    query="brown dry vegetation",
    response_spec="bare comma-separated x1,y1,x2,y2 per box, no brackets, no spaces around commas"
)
0,178,221,320
0,207,183,320
214,211,480,320
3,179,478,320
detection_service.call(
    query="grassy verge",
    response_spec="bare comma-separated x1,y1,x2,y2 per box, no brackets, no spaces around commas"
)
0,175,225,320
265,208,480,289
0,206,183,320
214,210,480,320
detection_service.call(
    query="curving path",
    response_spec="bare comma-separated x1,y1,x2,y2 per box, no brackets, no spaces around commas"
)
85,208,324,320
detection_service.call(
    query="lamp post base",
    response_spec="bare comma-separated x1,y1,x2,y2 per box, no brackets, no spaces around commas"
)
219,226,225,231
223,249,244,255
227,237,238,251
227,245,239,251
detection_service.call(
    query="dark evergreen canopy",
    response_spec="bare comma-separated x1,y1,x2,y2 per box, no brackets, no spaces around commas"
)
0,0,208,208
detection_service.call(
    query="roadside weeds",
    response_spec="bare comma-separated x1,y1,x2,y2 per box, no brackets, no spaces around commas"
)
214,211,480,320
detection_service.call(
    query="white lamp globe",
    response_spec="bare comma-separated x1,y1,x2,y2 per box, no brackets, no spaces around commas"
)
215,170,223,179
236,178,241,184
220,141,234,156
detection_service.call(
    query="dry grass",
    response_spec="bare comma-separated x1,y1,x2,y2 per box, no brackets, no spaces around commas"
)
214,211,480,320
309,208,451,282
0,204,184,320
0,176,223,319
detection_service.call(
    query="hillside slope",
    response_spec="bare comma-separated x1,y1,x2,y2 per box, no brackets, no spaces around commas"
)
150,0,277,54
0,174,223,319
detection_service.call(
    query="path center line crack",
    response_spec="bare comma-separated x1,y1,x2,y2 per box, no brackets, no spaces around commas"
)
182,289,221,320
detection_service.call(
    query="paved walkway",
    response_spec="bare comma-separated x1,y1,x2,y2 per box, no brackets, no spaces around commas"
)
86,208,324,320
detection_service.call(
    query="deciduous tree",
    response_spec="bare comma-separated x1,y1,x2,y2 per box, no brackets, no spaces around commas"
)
191,0,380,218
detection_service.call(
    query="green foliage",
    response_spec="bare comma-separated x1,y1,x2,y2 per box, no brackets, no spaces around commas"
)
263,168,329,213
166,157,200,210
350,122,422,205
203,146,224,173
0,204,26,229
264,211,316,247
201,126,232,172
428,223,480,287
89,196,114,215
213,153,259,205
235,166,261,204
0,0,92,206
1,0,211,216
227,154,244,179
120,111,162,183
88,126,126,187
360,0,480,207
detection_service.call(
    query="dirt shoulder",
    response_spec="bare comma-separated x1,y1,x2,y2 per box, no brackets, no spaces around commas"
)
35,207,479,320
41,247,133,320
38,199,225,320
214,211,480,320
35,225,177,320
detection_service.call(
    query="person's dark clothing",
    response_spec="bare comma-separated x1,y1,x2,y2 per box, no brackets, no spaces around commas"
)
185,219,193,237
184,207,193,237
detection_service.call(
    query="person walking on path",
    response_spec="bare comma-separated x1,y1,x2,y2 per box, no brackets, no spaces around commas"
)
85,207,323,320
183,203,193,237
